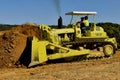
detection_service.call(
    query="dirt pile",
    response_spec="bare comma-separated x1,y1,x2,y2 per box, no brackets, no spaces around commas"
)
0,23,41,68
11,23,41,39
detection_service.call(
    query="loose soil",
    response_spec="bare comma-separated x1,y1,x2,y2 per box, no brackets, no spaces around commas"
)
0,51,120,80
0,23,41,68
0,24,120,80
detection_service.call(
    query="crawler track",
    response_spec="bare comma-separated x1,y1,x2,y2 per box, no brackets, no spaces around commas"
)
61,39,116,60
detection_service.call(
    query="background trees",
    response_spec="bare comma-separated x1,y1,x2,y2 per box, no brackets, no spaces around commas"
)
0,22,120,38
97,23,120,38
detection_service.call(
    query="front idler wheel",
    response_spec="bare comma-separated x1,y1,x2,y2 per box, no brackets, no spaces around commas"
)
103,44,115,57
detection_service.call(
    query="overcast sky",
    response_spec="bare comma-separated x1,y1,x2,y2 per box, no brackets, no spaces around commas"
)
0,0,120,25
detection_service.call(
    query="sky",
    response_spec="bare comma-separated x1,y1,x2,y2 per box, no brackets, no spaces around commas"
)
0,0,120,25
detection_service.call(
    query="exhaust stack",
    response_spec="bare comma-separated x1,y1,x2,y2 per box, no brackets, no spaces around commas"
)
58,16,63,29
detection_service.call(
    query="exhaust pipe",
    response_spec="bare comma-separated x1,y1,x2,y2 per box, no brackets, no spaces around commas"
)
58,16,63,29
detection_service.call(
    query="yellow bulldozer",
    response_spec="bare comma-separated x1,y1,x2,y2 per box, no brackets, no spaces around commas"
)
18,11,118,67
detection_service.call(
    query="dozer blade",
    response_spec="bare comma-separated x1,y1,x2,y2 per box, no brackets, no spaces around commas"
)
17,36,49,67
28,37,49,67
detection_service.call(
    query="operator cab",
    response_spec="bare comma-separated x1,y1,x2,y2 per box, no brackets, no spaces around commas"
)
66,11,96,34
65,11,107,38
66,11,97,24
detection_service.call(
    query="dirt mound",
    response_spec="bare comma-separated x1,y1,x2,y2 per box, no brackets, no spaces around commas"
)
0,23,41,68
11,23,41,39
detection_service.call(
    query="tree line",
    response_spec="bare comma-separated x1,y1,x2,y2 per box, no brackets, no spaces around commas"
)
0,23,120,38
0,24,18,31
96,22,120,38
